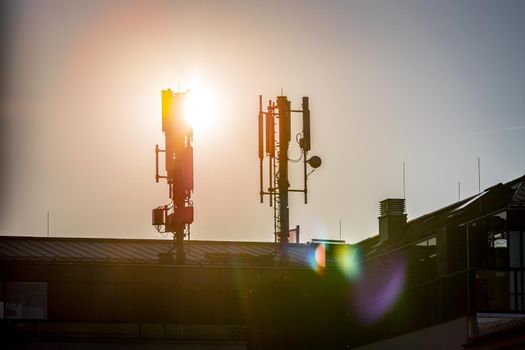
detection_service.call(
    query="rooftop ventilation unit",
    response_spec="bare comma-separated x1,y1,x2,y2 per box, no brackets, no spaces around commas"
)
379,198,407,242
379,198,406,217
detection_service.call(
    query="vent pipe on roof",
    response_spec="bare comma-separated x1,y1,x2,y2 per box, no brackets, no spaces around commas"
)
378,198,407,242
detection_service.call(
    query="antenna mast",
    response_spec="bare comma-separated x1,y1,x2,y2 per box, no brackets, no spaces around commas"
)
403,162,406,199
152,89,194,264
258,94,322,265
478,157,481,193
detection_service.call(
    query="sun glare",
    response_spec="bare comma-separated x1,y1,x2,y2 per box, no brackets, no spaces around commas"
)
183,83,216,133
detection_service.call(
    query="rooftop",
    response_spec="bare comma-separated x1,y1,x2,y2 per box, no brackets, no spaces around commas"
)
1,175,523,267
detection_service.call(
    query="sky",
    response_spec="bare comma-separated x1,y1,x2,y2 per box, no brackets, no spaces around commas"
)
1,0,524,244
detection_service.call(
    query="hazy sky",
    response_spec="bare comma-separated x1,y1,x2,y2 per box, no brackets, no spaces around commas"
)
1,0,524,243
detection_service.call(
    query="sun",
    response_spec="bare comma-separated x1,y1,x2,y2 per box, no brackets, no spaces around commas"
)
183,83,216,133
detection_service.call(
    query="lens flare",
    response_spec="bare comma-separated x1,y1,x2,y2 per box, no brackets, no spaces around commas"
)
308,243,326,274
353,259,406,325
336,245,361,281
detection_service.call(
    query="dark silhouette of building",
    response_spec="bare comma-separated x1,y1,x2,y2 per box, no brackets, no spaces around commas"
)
1,175,524,349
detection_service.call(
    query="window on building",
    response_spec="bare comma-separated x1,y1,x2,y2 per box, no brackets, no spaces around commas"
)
5,282,47,319
469,215,510,268
508,230,524,311
408,236,438,283
488,231,507,249
0,281,4,319
413,236,437,261
416,237,437,247
509,231,524,268
509,270,524,311
474,270,510,312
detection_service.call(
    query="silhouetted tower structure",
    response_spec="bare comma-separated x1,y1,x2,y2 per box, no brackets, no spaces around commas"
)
258,95,322,265
152,89,194,264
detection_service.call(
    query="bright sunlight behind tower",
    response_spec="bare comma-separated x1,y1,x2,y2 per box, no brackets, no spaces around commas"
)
183,81,216,133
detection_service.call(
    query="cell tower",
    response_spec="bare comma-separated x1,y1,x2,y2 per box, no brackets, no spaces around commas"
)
258,94,322,265
152,89,194,264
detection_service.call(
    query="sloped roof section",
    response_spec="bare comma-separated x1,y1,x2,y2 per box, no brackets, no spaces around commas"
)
358,174,525,255
0,236,310,266
407,175,525,235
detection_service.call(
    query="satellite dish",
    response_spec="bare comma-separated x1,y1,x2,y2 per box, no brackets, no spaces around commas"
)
307,156,322,169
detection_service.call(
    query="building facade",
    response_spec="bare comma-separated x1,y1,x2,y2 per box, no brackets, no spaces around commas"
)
1,175,524,349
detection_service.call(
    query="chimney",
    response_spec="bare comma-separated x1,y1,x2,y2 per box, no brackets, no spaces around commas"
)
378,198,407,242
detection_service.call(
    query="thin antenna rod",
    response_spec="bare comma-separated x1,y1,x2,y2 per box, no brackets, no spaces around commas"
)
403,162,406,199
478,157,481,193
339,219,342,241
458,181,461,201
47,210,50,237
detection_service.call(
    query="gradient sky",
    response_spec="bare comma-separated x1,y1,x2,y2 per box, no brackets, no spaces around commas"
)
1,0,524,244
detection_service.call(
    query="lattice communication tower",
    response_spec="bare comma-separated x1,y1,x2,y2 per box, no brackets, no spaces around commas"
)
152,89,194,264
258,94,322,265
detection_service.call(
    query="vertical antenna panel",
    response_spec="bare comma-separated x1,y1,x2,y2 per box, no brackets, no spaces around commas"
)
266,107,275,157
172,93,186,142
302,97,311,151
258,96,264,203
258,95,264,160
161,89,173,132
165,136,174,180
182,146,194,192
173,160,185,203
286,100,292,142
277,96,291,145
